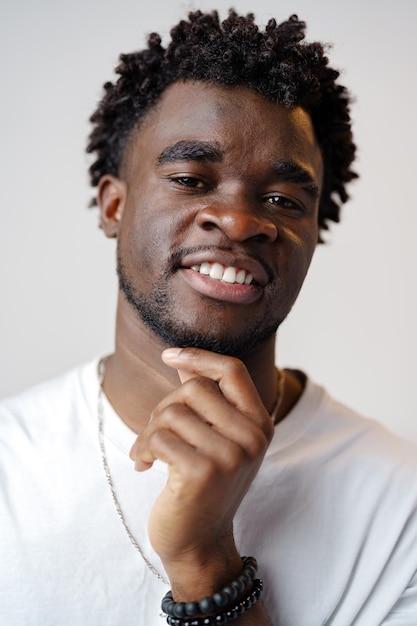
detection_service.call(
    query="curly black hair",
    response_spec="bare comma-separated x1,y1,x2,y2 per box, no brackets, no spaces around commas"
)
87,9,357,236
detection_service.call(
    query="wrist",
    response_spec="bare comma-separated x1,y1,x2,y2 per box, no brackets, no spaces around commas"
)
162,556,262,625
165,547,243,601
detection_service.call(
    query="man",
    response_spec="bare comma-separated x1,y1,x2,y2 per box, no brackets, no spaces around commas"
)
1,9,417,626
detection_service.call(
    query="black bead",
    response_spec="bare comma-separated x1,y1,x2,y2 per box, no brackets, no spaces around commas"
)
243,564,257,579
212,591,229,607
162,597,173,612
199,596,215,614
222,584,238,601
242,557,255,570
185,601,200,616
254,579,263,597
236,602,245,615
165,600,176,616
233,577,245,594
173,602,187,618
240,572,252,587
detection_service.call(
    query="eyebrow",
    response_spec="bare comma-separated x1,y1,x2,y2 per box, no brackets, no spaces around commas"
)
272,160,320,199
157,140,223,165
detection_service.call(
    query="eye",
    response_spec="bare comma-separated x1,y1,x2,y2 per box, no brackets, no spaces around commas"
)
264,194,305,213
171,176,208,190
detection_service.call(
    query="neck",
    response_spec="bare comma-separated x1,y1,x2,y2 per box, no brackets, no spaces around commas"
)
102,295,288,433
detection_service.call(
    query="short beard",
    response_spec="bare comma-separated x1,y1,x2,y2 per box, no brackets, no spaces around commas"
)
117,251,282,358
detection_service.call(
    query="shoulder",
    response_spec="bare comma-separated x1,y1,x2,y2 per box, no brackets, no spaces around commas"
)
319,381,417,465
271,374,417,477
0,359,100,441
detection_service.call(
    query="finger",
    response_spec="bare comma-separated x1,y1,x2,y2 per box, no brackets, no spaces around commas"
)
151,376,268,455
131,401,234,465
132,424,231,485
132,425,199,473
162,348,272,431
131,420,251,502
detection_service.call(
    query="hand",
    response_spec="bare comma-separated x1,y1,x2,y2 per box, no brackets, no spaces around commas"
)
129,347,275,594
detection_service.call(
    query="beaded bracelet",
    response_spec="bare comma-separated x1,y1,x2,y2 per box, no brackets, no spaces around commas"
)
161,556,261,624
165,578,263,625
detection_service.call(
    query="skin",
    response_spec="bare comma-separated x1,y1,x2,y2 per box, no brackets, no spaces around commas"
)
97,80,323,624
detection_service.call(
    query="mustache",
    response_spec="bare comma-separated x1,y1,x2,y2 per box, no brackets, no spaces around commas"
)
167,244,275,283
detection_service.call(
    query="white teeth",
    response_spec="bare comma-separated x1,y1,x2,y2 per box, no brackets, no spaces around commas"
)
209,263,224,280
222,267,237,283
200,262,211,275
190,263,254,285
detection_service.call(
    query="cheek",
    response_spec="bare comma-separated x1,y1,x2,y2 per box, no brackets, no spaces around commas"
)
279,224,318,286
282,222,317,257
120,202,180,273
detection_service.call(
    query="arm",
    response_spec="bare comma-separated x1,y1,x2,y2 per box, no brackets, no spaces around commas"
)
129,347,275,625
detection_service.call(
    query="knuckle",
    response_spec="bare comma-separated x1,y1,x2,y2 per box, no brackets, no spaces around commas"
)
156,402,183,422
220,443,246,473
223,356,247,378
244,424,271,458
147,428,161,446
184,375,217,397
154,400,195,425
147,426,171,449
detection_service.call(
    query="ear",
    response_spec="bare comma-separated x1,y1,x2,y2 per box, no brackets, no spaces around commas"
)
97,175,127,238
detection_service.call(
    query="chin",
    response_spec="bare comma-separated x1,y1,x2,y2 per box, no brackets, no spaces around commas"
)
140,313,279,358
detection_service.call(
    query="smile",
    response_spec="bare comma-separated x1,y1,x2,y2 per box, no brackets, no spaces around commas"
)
190,262,254,285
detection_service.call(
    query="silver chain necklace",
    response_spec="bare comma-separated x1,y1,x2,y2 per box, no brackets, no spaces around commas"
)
96,357,285,585
97,357,169,585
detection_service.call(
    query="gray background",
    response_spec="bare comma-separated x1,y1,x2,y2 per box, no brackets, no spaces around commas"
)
1,0,416,442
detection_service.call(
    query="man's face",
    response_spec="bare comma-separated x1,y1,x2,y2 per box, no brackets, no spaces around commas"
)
110,80,323,356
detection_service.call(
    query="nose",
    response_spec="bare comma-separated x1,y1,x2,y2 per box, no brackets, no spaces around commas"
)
195,195,277,243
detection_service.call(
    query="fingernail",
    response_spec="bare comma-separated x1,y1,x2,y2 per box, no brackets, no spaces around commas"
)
162,348,182,360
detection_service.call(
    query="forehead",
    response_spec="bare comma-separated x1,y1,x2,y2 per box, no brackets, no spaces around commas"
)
124,80,323,179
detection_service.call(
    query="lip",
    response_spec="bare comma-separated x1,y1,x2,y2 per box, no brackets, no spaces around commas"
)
180,250,270,287
178,267,263,304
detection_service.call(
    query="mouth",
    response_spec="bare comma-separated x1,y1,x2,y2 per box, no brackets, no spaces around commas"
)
189,262,255,285
177,251,269,305
180,249,270,288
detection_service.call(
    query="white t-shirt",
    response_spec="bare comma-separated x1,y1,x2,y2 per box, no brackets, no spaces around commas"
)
1,359,417,626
